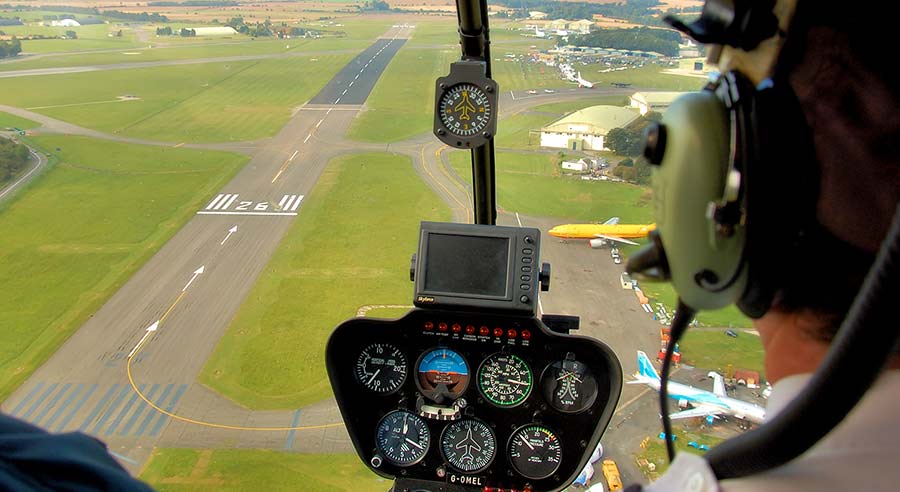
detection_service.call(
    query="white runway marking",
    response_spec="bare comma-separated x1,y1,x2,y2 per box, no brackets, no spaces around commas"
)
197,211,297,216
303,134,311,144
289,150,299,161
205,193,239,210
278,194,304,211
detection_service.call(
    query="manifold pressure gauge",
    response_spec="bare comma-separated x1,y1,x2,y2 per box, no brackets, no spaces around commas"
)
434,60,499,149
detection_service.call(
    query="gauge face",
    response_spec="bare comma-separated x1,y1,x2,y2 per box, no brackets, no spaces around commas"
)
417,348,469,401
438,83,493,137
540,359,598,413
478,353,533,407
375,410,431,467
508,424,563,480
355,343,407,394
441,419,497,473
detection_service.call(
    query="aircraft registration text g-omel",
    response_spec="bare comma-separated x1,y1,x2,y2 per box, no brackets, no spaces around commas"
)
410,222,547,314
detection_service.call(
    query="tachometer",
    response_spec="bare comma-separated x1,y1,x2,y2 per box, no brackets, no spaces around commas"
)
508,424,562,480
477,353,532,407
540,357,598,413
375,410,430,467
440,419,496,473
355,343,407,394
416,348,469,402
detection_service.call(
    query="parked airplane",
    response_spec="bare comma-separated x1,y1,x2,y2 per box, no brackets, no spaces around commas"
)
548,217,655,248
574,71,594,88
629,351,766,425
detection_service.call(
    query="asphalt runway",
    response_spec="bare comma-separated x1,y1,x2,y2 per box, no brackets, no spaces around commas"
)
308,37,407,105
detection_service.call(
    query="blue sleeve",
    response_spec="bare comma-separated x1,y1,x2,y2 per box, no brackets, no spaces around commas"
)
0,413,154,491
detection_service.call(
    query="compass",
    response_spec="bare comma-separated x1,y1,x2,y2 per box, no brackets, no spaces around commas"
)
434,61,498,149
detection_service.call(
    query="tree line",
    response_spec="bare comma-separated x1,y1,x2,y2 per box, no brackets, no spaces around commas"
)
0,5,168,22
0,138,30,184
567,27,681,57
605,112,661,185
494,0,664,24
0,38,21,59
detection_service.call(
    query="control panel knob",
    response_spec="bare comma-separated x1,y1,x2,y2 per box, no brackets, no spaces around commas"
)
539,262,551,292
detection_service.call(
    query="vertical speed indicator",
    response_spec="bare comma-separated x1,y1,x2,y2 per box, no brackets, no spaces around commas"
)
355,343,407,394
438,83,493,137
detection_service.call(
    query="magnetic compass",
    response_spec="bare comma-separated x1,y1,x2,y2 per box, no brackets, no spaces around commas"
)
434,60,498,149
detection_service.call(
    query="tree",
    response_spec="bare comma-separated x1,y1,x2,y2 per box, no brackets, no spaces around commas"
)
65,30,77,39
0,138,30,182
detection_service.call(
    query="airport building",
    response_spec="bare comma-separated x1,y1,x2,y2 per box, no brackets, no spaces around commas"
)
187,26,239,36
629,91,687,115
539,106,640,151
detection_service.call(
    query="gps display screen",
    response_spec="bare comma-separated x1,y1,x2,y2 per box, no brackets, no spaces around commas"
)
422,234,509,298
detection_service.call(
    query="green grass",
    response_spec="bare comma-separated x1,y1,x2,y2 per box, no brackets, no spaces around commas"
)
678,329,765,377
201,152,451,409
347,48,457,142
0,135,246,400
495,113,558,149
586,64,708,91
638,282,753,329
449,150,653,222
529,95,631,115
140,449,387,492
635,428,725,479
0,111,39,130
0,54,352,143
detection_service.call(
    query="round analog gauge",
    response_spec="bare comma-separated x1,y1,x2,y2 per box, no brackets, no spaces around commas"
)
355,343,407,394
416,348,469,402
438,83,493,137
540,359,598,413
375,410,431,467
508,424,562,480
440,419,497,473
478,353,533,407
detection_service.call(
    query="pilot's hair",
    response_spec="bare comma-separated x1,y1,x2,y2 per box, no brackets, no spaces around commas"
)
769,2,900,340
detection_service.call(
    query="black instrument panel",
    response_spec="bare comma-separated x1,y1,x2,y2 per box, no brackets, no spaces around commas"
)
326,308,622,492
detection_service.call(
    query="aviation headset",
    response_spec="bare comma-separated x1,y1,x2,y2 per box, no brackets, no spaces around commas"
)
627,0,900,481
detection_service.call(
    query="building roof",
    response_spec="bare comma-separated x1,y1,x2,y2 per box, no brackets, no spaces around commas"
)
542,106,640,136
188,26,238,36
630,91,687,106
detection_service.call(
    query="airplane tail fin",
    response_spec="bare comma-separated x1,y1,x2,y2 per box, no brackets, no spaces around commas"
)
709,371,726,397
637,351,660,381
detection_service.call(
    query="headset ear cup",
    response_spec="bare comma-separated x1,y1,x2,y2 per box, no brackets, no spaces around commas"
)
737,78,819,318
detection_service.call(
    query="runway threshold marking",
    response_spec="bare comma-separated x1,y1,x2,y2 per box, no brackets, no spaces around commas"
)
124,242,344,432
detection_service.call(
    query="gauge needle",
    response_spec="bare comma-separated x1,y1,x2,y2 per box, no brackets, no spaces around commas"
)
405,438,424,450
402,414,408,435
367,369,381,386
507,379,529,385
522,438,535,451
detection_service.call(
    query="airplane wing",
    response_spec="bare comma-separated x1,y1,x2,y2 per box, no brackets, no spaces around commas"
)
593,234,639,246
602,217,620,225
669,407,723,420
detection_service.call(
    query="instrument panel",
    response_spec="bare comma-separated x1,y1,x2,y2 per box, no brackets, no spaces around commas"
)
326,308,622,492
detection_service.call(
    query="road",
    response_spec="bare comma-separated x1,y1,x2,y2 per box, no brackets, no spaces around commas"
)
0,140,47,203
2,26,679,484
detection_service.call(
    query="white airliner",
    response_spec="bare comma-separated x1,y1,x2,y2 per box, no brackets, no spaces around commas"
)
629,351,766,425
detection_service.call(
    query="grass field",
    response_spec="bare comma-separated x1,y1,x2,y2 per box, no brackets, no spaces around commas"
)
586,64,708,91
347,47,457,142
449,149,653,222
635,427,725,479
0,54,352,143
0,111,39,130
200,152,450,409
0,135,246,401
678,328,765,376
140,449,386,492
638,282,753,329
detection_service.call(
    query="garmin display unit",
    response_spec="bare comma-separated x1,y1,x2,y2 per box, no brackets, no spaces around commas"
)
410,222,549,315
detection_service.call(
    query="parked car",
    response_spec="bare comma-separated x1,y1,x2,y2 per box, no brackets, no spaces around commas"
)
527,89,538,94
544,89,555,93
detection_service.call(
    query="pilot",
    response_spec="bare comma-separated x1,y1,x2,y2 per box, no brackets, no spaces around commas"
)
635,1,900,491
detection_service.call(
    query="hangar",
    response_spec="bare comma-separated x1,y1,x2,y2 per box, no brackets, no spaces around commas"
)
629,91,686,115
539,106,640,151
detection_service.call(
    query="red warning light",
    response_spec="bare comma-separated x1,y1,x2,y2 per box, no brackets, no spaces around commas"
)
452,323,462,333
521,329,531,340
479,326,490,336
465,325,475,335
507,328,517,338
438,322,448,332
424,321,434,331
493,327,503,337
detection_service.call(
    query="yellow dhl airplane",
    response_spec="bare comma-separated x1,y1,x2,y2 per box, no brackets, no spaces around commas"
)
548,217,656,248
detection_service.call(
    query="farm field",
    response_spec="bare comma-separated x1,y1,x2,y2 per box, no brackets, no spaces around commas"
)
200,152,450,409
0,134,246,400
